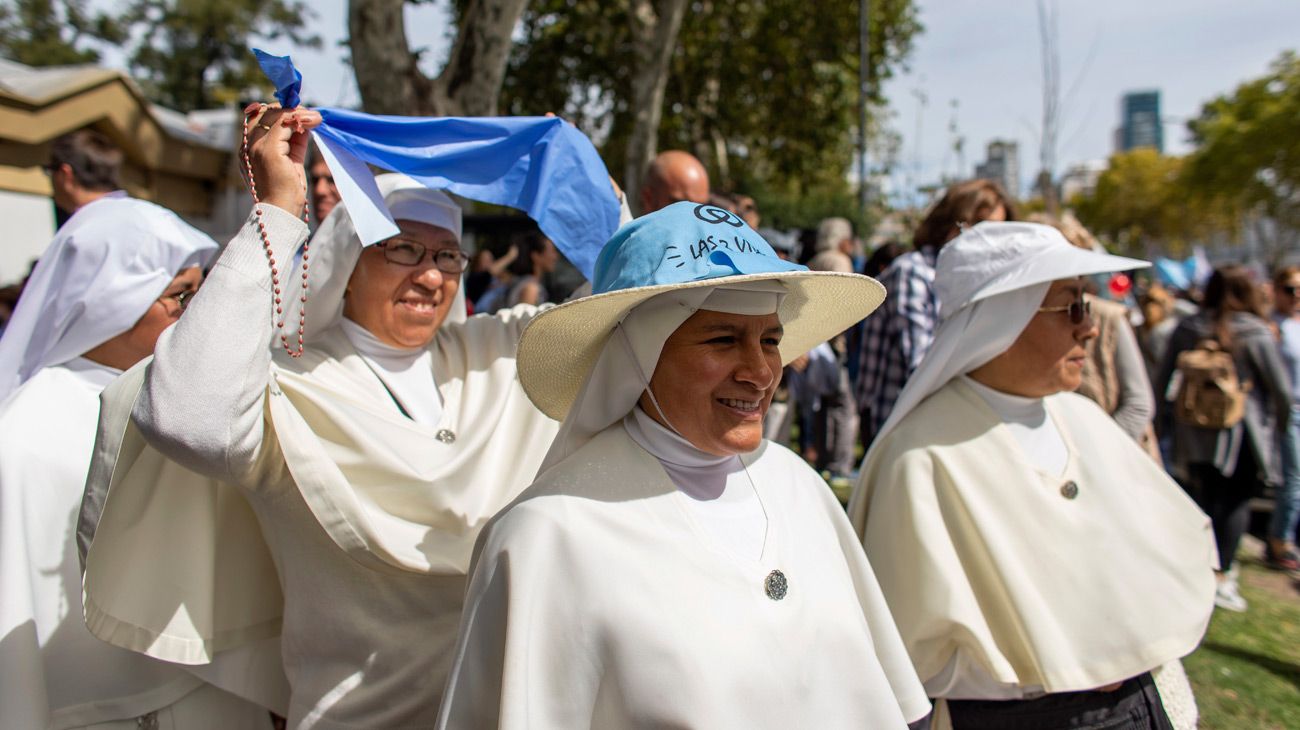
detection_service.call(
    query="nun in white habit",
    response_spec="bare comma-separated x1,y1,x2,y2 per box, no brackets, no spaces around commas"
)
438,202,931,729
76,131,573,725
848,223,1217,730
0,195,272,728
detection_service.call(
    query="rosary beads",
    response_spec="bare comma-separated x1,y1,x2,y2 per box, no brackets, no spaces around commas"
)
241,105,312,358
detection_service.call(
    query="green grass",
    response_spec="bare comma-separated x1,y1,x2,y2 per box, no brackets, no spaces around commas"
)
1184,559,1300,729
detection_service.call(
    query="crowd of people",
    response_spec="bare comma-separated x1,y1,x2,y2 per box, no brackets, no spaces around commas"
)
0,99,1294,730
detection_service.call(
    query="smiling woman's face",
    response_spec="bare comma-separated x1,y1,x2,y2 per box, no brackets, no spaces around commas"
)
639,309,783,456
343,219,460,348
968,278,1099,397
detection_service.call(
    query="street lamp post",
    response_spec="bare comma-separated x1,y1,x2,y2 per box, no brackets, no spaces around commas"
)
858,0,870,220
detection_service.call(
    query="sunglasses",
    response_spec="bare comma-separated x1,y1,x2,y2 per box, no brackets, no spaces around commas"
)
1037,294,1092,324
1281,285,1300,297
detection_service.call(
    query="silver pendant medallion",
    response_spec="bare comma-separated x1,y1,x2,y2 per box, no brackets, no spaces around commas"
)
764,569,788,600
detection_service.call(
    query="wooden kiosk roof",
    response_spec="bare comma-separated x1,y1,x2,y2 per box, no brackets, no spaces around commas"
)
0,59,236,217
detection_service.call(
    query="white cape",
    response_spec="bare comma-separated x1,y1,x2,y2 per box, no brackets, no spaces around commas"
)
0,366,203,728
851,379,1217,694
79,312,560,709
439,424,930,728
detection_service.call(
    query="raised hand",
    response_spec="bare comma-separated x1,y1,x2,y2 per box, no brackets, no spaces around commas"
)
243,103,323,215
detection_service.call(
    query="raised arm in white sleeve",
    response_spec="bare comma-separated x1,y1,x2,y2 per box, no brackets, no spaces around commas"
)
133,204,308,484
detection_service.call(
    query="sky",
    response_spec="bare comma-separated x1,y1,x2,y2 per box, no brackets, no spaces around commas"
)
237,0,1298,200
882,0,1300,197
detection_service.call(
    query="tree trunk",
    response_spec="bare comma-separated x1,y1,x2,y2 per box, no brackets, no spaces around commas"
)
348,0,429,114
436,0,531,116
623,0,690,215
348,0,529,117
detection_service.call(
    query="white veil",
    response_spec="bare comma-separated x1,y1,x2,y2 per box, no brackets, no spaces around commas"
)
538,281,787,473
0,195,217,402
292,173,466,343
853,221,1149,485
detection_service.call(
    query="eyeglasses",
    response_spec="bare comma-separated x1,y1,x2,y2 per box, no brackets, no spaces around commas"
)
377,239,470,273
1282,285,1300,297
1037,295,1092,324
158,289,196,313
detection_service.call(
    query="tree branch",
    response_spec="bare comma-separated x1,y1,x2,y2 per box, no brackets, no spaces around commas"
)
623,0,689,212
434,0,530,116
348,0,432,115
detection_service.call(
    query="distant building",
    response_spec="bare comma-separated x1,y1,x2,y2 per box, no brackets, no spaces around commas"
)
0,58,244,285
1059,159,1108,202
867,210,909,250
1119,90,1163,153
974,140,1020,198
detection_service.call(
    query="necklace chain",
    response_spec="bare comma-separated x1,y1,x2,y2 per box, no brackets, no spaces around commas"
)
242,106,311,358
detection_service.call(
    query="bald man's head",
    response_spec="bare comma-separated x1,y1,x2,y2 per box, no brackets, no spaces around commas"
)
640,150,710,214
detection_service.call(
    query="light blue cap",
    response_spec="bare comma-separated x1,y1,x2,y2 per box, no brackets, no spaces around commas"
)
592,202,807,295
518,200,885,420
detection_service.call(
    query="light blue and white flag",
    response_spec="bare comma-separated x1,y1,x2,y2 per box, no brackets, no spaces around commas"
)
254,49,620,278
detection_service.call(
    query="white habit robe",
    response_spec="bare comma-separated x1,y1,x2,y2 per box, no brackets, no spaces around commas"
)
0,361,269,729
852,378,1217,703
437,422,931,729
78,205,561,729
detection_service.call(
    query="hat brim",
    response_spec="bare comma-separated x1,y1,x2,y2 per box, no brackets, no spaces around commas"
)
973,245,1150,306
517,271,885,421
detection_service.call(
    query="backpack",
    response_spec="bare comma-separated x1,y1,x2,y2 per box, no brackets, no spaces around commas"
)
1173,339,1250,429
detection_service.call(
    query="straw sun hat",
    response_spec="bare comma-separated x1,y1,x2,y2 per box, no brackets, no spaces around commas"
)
516,202,886,421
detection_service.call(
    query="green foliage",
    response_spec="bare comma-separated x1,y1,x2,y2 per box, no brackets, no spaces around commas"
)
1016,196,1048,217
0,0,125,66
1074,149,1184,253
123,0,321,112
499,0,626,153
1183,51,1300,256
747,175,865,232
1077,52,1300,258
1072,148,1237,256
502,0,919,213
0,0,321,112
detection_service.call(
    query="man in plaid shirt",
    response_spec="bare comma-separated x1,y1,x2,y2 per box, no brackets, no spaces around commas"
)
856,248,941,445
856,179,1017,446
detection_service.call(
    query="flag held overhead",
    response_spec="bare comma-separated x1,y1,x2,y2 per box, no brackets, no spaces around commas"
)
252,48,302,109
252,50,620,279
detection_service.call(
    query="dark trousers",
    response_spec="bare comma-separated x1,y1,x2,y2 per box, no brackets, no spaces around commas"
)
1188,447,1259,571
945,673,1173,730
812,369,859,477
